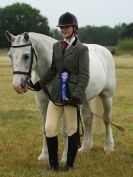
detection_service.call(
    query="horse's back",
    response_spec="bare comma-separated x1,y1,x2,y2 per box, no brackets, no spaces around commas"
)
84,44,116,100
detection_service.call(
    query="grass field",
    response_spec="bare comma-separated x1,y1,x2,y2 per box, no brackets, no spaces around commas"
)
0,51,133,177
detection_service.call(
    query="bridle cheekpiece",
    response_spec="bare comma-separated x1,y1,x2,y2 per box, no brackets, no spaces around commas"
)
11,43,37,78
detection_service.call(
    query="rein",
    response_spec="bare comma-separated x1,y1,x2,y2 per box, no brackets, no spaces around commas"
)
11,43,37,78
79,106,124,132
28,82,124,132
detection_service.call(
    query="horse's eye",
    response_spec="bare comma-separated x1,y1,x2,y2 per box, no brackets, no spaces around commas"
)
24,54,29,60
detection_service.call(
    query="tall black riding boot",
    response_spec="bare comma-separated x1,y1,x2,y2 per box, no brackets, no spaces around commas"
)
46,136,59,171
65,132,79,171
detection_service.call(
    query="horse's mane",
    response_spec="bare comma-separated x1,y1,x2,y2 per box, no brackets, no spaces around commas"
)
28,32,57,46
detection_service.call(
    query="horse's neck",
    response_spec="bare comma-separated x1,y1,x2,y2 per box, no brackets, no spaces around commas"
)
29,33,56,79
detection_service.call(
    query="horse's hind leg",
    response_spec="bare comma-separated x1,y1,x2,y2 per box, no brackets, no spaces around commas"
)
100,92,114,152
79,99,93,152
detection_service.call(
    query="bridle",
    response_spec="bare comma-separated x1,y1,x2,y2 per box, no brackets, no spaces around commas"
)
11,43,37,78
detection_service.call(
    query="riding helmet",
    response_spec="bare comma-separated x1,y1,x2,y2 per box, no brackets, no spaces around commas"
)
57,12,78,30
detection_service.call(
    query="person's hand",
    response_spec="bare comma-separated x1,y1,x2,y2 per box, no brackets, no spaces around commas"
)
65,96,81,106
27,80,42,91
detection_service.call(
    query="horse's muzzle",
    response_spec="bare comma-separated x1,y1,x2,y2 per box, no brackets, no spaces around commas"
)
13,84,28,94
12,76,28,94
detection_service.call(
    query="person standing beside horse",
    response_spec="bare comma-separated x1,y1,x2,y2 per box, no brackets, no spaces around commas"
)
30,12,89,172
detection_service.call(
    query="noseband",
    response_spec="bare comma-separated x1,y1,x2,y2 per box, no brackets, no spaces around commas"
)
11,43,37,78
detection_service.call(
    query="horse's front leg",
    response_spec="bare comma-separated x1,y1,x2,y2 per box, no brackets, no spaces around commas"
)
35,91,49,160
60,115,68,163
79,100,93,152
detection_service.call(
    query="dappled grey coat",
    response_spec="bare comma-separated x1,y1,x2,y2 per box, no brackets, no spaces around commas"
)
40,38,89,103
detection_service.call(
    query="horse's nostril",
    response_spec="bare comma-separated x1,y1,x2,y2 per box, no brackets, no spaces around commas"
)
21,83,25,89
21,77,28,89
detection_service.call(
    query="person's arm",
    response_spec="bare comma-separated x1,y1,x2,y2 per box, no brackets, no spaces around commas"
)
72,46,89,101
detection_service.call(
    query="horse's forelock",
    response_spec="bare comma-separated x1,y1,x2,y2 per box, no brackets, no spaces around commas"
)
12,33,29,45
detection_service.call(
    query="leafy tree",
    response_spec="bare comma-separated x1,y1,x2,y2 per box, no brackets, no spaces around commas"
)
120,23,133,39
78,25,120,46
0,3,51,48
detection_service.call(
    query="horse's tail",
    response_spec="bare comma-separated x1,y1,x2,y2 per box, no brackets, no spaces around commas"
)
90,96,104,133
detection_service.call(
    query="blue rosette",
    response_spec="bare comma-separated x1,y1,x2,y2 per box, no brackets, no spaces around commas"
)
59,70,70,101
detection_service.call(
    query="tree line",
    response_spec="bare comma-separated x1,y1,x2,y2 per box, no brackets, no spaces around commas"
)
0,3,133,48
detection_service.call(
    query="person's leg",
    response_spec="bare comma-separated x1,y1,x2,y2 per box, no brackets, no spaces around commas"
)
45,101,63,171
64,105,77,136
64,105,79,171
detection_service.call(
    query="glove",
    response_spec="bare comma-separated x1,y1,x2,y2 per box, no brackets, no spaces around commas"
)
27,80,42,91
65,96,81,106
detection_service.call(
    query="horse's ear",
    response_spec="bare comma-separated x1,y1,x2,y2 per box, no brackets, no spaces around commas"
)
5,30,15,43
24,32,29,41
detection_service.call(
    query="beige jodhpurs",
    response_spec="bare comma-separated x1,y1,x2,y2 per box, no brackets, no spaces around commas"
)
45,101,78,137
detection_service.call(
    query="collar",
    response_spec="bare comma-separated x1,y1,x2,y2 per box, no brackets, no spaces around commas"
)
64,36,76,49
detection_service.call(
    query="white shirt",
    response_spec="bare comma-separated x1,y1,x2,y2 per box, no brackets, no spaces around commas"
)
64,36,75,50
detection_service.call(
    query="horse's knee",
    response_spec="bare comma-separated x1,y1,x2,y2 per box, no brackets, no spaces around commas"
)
82,111,93,126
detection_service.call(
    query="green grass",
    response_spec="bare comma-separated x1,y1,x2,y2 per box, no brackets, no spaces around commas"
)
0,51,133,177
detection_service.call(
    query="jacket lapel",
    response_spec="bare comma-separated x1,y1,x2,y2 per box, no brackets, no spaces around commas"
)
64,46,74,57
58,41,63,57
63,37,78,57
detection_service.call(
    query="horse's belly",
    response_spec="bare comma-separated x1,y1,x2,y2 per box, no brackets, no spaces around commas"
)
86,73,106,100
85,46,107,100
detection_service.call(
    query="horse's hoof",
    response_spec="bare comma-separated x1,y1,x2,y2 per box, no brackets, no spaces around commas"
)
105,150,113,154
60,156,67,164
78,141,93,152
38,153,48,161
104,147,114,153
104,142,114,153
78,146,89,152
60,159,66,164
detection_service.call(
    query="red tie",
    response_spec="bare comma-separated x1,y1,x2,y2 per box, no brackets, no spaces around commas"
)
63,41,69,51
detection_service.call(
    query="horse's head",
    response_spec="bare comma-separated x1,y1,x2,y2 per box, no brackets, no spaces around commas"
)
5,31,37,94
